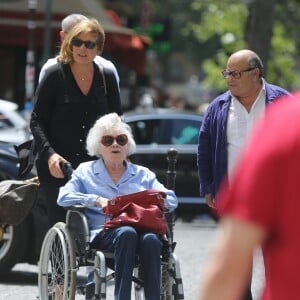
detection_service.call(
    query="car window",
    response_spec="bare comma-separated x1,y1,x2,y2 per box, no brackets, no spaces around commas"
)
128,117,201,145
168,119,200,145
0,112,14,129
129,119,161,144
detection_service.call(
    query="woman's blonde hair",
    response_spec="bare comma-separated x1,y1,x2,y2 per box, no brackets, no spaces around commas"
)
58,18,105,63
86,113,136,157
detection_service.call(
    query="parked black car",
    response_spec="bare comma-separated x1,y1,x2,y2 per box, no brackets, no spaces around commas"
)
0,108,207,273
0,142,48,274
124,108,206,215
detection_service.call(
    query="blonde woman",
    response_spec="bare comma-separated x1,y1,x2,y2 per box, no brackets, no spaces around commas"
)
31,19,122,228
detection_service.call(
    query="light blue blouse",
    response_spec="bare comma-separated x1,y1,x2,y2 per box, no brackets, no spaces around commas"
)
57,159,178,241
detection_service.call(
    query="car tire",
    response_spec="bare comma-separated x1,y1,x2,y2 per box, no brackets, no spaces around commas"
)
0,220,29,275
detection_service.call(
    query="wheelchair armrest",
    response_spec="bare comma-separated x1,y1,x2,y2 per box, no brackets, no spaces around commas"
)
66,208,90,255
65,205,85,212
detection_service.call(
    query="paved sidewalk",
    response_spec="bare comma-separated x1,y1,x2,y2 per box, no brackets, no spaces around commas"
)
0,216,265,299
175,217,265,299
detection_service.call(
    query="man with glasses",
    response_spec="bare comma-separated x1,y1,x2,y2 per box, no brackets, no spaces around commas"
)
199,94,300,300
197,49,290,300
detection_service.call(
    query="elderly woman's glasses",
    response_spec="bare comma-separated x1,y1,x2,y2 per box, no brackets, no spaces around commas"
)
71,38,97,49
221,67,256,79
101,134,128,147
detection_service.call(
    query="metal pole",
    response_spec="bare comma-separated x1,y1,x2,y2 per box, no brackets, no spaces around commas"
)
41,0,52,65
24,0,37,137
25,0,37,102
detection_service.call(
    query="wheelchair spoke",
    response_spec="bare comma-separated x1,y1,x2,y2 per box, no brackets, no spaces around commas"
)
38,223,76,300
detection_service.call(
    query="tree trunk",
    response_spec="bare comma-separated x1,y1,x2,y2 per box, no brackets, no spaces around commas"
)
246,0,275,75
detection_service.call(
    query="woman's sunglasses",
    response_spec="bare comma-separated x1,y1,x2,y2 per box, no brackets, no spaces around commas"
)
71,38,97,49
101,134,128,147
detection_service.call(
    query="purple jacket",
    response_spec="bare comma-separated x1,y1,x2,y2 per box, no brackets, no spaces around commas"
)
197,81,291,198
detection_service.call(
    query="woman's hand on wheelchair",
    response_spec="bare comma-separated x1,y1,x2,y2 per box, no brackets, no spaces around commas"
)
48,153,69,179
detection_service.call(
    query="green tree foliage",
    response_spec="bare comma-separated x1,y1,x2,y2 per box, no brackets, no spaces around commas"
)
182,1,248,91
184,0,299,92
102,0,300,93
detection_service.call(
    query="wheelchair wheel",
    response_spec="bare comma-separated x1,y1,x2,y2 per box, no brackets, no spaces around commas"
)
160,252,184,300
38,222,77,300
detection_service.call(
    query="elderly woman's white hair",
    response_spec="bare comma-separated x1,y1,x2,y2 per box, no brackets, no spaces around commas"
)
86,113,136,157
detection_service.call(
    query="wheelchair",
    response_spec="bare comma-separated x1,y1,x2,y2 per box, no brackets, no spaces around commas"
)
37,149,184,300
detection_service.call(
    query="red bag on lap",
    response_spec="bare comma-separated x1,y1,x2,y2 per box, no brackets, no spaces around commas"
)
103,189,167,234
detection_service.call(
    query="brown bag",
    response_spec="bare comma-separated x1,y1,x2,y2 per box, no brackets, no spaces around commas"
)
0,177,39,225
103,189,167,234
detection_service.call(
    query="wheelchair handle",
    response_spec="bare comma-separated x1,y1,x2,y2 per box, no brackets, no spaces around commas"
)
60,162,73,180
166,148,178,191
165,148,178,242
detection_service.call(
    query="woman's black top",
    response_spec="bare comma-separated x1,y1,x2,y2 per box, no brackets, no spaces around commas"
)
30,62,122,179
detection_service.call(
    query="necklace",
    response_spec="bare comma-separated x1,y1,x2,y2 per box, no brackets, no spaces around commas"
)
71,64,93,82
76,73,88,81
77,74,90,82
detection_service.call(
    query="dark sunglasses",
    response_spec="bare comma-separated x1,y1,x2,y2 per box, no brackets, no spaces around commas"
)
71,38,97,49
101,134,128,147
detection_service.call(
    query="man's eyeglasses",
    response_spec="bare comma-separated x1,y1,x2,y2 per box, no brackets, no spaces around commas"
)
71,38,97,49
101,134,128,147
221,67,257,79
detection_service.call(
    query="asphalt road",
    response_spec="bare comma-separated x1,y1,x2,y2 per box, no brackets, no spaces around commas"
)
0,215,265,299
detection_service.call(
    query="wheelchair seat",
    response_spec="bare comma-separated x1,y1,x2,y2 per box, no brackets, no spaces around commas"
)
38,205,184,299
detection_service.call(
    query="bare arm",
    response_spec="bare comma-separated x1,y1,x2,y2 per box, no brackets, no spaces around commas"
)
199,216,266,300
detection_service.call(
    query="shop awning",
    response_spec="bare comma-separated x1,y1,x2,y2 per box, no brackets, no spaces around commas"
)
0,0,151,74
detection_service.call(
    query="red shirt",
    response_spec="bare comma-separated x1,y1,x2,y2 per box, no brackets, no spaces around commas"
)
218,93,300,300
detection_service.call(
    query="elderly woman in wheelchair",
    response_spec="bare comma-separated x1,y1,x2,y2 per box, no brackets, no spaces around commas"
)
47,113,178,300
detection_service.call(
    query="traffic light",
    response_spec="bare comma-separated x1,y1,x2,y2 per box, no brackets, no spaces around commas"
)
148,18,171,42
147,18,171,52
128,17,172,53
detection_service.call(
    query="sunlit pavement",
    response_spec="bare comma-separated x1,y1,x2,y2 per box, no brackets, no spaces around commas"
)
0,215,265,299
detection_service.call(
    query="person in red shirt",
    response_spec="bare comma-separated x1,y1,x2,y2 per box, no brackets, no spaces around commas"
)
199,93,300,300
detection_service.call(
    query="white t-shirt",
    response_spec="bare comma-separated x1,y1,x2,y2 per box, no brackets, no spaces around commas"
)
38,55,120,87
227,87,266,182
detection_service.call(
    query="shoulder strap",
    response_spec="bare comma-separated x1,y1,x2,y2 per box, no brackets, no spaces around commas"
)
98,65,107,95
